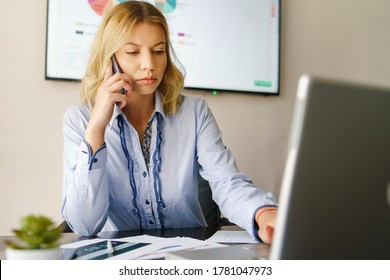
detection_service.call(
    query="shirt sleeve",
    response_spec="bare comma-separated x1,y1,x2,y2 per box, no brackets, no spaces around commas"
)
195,99,277,240
61,105,109,236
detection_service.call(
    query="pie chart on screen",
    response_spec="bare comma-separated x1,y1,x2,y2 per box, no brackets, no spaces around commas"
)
88,0,128,16
155,0,176,14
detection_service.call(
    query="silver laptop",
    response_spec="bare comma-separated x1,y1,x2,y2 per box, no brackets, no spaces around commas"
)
271,75,390,259
166,75,390,260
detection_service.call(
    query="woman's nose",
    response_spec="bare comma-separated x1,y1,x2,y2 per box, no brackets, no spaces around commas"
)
141,53,155,71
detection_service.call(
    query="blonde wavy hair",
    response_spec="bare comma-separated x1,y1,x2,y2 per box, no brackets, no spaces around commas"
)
81,1,184,115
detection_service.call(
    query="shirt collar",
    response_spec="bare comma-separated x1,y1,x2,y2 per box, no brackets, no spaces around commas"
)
108,104,123,129
155,91,166,120
108,92,166,129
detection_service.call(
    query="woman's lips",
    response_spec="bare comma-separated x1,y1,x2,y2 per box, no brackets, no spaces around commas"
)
137,76,158,85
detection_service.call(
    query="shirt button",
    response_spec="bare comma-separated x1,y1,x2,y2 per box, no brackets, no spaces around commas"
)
149,220,154,224
93,158,98,163
142,171,147,177
145,199,150,205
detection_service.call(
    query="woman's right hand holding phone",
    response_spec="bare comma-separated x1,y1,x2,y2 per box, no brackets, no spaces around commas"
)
84,65,132,153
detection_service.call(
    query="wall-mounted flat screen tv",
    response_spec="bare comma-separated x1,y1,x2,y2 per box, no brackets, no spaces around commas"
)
46,0,281,95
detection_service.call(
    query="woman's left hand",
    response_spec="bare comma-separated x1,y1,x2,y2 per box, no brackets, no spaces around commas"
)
255,208,277,244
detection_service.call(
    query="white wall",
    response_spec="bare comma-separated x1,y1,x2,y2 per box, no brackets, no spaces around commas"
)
1,0,389,235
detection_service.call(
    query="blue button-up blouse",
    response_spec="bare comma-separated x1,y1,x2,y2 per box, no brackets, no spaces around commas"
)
62,93,277,239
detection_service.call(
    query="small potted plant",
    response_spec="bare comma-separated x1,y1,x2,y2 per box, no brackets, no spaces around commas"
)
5,214,63,260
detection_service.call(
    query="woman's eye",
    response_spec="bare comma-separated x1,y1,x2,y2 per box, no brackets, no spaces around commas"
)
126,51,139,55
153,50,165,55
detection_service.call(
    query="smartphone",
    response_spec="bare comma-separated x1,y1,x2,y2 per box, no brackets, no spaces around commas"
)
111,55,127,95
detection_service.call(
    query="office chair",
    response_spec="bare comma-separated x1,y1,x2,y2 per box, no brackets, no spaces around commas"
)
197,172,234,227
58,219,72,233
59,173,232,233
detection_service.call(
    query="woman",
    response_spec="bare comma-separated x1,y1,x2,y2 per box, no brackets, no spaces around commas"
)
62,1,277,243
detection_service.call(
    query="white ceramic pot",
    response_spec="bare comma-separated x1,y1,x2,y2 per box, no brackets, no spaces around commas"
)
5,247,61,260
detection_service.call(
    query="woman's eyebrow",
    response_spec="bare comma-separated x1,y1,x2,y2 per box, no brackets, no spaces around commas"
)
125,41,166,47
